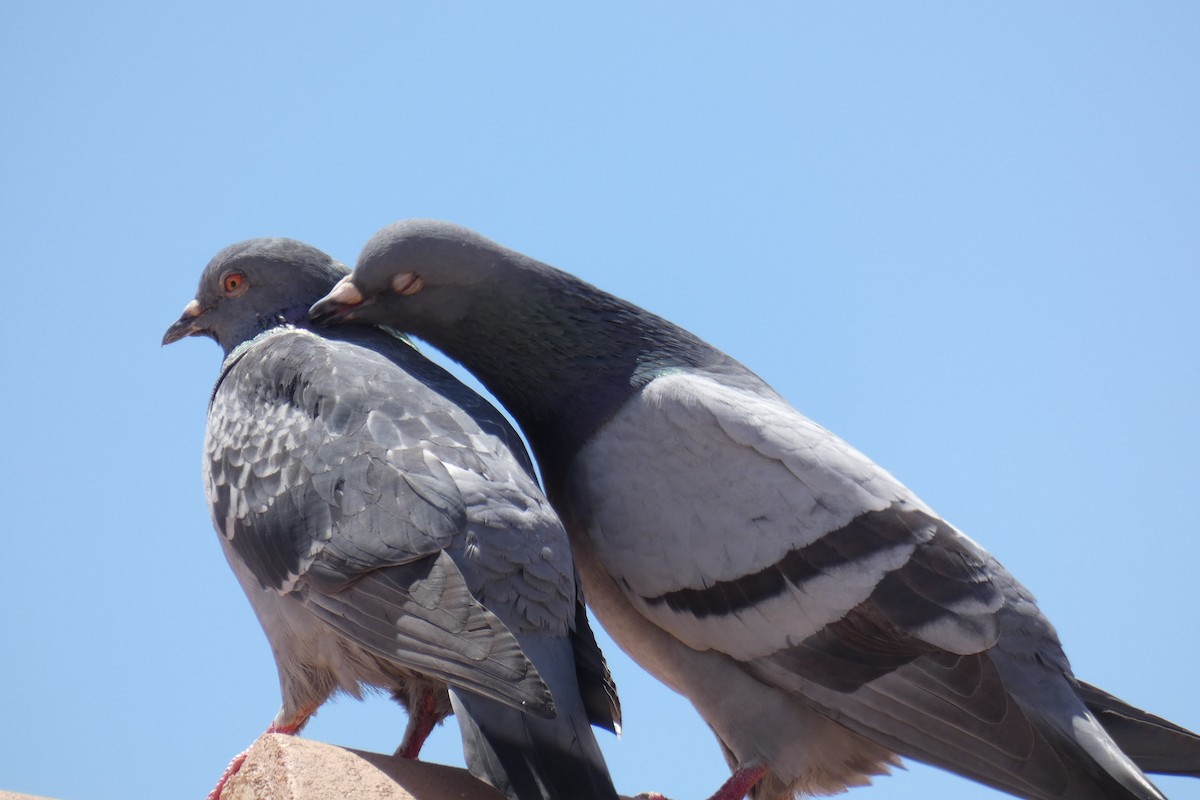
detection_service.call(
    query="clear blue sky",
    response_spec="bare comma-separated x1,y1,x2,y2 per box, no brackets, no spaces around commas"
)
2,4,1197,800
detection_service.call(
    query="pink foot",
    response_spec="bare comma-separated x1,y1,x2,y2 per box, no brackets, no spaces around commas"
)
634,762,769,800
207,705,317,799
207,749,251,800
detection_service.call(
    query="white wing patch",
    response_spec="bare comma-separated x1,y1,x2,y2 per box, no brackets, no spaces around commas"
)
569,371,934,659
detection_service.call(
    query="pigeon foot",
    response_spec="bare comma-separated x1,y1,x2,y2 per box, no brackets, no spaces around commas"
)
633,762,768,800
207,704,317,799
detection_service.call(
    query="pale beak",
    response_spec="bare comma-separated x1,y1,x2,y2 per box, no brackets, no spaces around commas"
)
162,299,207,345
309,277,364,325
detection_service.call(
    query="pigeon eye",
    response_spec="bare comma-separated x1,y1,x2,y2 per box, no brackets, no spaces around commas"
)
222,272,249,297
392,271,424,296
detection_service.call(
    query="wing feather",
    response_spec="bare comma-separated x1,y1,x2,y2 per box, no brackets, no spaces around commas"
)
572,371,1002,660
205,328,559,712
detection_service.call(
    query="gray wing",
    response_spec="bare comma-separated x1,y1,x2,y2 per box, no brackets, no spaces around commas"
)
576,370,1165,799
318,327,620,798
569,581,622,734
205,328,551,713
335,325,622,733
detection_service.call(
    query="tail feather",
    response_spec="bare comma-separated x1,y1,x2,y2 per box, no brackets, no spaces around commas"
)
451,688,618,800
987,649,1167,800
450,634,618,800
570,585,621,734
752,647,1173,800
1076,680,1200,777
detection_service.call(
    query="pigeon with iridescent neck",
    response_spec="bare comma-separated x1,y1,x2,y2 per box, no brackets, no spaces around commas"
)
164,237,620,800
311,219,1200,800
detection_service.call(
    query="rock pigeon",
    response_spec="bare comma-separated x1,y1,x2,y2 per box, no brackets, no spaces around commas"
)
163,237,620,800
310,219,1200,800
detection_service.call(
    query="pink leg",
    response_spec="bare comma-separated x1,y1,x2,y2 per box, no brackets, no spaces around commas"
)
708,763,769,800
394,691,444,759
636,761,769,800
207,705,318,800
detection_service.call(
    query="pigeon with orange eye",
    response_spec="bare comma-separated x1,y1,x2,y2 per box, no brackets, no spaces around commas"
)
163,237,621,800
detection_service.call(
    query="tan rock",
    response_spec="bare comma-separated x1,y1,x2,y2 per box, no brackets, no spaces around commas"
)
221,734,508,800
2,738,643,800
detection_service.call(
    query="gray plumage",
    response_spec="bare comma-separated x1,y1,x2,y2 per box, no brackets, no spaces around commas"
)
163,237,619,800
310,219,1200,800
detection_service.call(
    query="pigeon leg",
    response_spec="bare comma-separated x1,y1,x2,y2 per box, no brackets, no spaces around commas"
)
708,763,769,800
394,689,445,759
635,761,768,800
207,703,319,800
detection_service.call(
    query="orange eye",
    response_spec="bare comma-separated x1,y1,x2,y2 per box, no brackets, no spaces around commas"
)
221,272,248,296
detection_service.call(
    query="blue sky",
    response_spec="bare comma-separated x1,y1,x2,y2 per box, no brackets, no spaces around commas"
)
2,4,1197,800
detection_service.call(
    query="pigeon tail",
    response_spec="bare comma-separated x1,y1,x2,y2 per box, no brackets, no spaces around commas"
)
1077,680,1200,778
988,648,1168,800
450,635,619,800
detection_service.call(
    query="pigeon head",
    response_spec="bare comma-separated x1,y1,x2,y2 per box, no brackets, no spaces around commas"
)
308,219,503,336
309,219,721,482
164,238,348,355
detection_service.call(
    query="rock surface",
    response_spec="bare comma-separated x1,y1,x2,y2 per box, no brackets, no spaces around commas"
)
1,735,641,800
221,734,509,799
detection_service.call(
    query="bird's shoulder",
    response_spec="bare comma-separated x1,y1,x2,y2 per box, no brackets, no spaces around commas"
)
206,327,575,634
210,327,518,470
203,328,511,590
573,368,919,585
571,368,1016,660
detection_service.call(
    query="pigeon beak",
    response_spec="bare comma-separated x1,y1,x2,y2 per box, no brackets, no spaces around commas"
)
162,299,208,345
309,278,365,325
